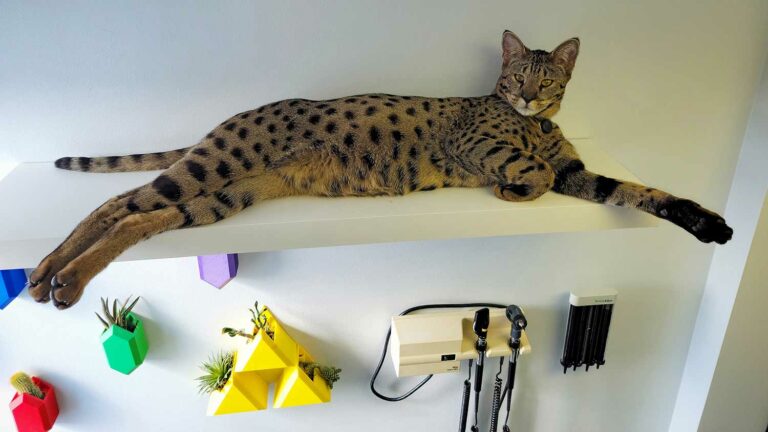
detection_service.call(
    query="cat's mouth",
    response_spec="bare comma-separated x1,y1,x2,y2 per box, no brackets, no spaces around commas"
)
510,96,550,116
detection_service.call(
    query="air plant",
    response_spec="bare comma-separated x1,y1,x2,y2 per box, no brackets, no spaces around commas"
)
10,372,44,399
195,351,235,394
300,362,342,390
221,301,274,341
95,296,141,332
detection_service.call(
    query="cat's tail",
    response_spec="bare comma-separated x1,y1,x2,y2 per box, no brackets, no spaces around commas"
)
54,147,192,172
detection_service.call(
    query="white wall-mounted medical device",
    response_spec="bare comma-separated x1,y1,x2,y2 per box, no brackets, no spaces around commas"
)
390,308,531,377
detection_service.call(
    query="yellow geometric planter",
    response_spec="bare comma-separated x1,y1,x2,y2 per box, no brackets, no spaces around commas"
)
210,306,333,414
206,354,269,416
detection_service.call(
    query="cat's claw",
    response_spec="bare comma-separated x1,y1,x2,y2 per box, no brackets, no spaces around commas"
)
660,199,733,244
50,273,83,310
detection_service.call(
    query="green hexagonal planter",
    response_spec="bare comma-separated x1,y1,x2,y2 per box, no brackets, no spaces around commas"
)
100,313,149,375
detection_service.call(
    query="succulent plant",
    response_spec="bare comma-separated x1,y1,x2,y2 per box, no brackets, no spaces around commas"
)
300,362,342,389
10,372,44,399
221,301,274,341
196,351,235,394
95,296,140,332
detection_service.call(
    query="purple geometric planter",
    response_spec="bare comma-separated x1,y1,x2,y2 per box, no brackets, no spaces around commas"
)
197,254,239,288
1,268,27,310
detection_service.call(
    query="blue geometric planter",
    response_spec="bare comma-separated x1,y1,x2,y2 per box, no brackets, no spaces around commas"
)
1,269,27,310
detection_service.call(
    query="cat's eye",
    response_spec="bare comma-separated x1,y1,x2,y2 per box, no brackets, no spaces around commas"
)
541,79,553,87
513,74,525,83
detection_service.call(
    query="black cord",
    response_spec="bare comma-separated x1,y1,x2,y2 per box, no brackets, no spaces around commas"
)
370,302,507,402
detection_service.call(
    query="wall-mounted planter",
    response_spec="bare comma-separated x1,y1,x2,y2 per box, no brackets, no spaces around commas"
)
233,317,298,374
1,268,27,310
9,377,59,432
197,254,238,288
100,312,149,375
273,365,331,409
207,354,269,416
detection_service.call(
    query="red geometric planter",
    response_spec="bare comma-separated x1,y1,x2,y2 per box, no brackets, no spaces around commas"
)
9,377,59,432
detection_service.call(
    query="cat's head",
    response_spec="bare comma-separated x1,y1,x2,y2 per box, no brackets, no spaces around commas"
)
495,31,579,118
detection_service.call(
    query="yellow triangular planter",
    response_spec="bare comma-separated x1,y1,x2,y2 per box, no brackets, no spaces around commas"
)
233,311,299,373
207,367,269,415
273,366,331,409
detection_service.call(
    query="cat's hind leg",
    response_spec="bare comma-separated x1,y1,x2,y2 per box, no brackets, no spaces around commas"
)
47,174,286,309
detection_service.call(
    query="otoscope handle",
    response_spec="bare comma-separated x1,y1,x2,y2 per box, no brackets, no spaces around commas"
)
474,354,485,392
459,379,470,432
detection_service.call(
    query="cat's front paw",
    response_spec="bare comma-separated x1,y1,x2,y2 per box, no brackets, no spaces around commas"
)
659,199,733,244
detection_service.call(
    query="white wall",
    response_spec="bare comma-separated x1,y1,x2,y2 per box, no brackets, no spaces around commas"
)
669,56,768,431
1,1,767,431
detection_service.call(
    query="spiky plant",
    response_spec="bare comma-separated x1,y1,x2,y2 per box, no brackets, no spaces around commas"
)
300,362,342,389
196,351,235,394
10,372,44,399
221,301,274,341
95,296,141,332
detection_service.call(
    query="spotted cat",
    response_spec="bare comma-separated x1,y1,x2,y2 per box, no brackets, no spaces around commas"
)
29,31,732,309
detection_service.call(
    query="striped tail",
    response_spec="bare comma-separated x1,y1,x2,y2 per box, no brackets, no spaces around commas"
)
54,147,191,172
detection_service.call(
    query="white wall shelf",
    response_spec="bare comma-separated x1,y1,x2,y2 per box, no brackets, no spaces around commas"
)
0,139,657,269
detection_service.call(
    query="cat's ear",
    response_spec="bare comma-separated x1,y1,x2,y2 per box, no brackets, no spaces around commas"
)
502,30,528,67
551,37,580,75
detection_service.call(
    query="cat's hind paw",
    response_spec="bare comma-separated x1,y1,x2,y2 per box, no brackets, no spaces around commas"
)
50,270,86,310
659,199,733,244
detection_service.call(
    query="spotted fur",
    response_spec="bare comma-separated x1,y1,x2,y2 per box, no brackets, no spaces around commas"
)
30,31,732,310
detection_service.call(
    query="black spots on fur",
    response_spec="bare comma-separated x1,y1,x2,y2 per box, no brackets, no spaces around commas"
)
512,128,519,135
152,202,167,210
55,157,72,169
192,148,209,156
325,108,337,115
131,154,143,163
126,200,140,212
153,175,182,201
206,132,215,139
224,122,236,131
78,157,92,171
485,146,504,158
498,153,522,175
504,184,531,197
242,193,254,208
406,107,416,116
414,126,424,139
252,143,262,154
309,114,321,124
331,145,348,167
421,185,437,192
594,176,621,202
329,180,342,196
537,163,547,171
540,119,553,133
407,161,420,191
384,102,395,107
365,106,377,116
230,147,243,159
216,160,232,179
267,124,277,133
362,153,375,169
392,144,400,161
422,101,431,112
212,207,225,222
288,100,300,107
316,103,329,109
241,158,253,171
520,135,529,149
303,130,314,139
408,146,420,159
325,121,337,134
286,121,296,131
344,111,355,120
262,154,272,167
238,128,249,140
239,112,251,119
107,156,120,168
426,119,434,128
273,109,282,116
369,126,381,144
214,191,235,208
343,133,355,148
388,113,399,125
185,160,207,182
344,98,358,103
391,130,403,142
552,159,585,192
178,204,194,227
519,166,535,175
254,116,264,125
297,108,307,115
215,137,227,150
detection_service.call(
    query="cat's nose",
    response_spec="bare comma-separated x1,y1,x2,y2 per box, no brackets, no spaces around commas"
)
522,94,536,104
